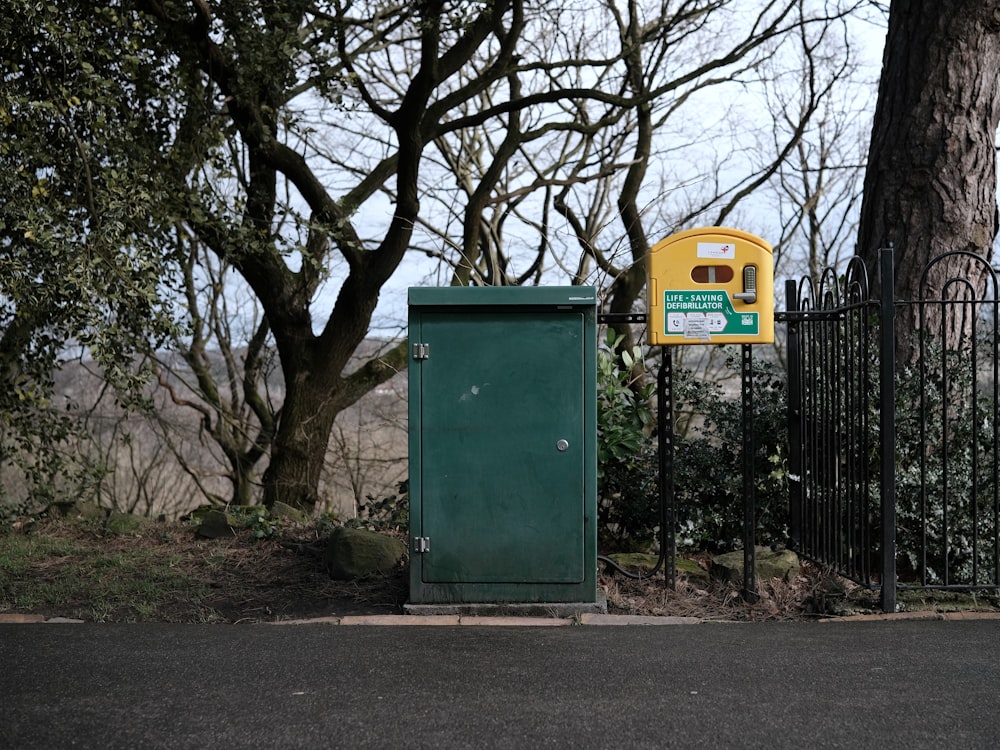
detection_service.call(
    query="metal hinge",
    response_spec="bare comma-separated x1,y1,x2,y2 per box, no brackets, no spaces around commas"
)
412,343,430,360
413,537,431,553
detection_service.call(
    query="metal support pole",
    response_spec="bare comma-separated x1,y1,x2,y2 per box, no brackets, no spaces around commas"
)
785,280,802,551
742,344,757,601
879,248,897,613
658,346,676,589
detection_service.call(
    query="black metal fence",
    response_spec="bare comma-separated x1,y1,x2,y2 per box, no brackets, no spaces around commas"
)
783,248,1000,612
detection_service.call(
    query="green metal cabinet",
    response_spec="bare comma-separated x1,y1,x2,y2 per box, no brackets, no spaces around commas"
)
408,286,598,604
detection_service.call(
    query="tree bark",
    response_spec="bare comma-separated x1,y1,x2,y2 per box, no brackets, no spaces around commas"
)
261,333,408,512
857,1,1000,352
261,356,340,511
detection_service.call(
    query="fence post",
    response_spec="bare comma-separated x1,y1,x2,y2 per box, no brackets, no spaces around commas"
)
785,279,802,551
658,346,676,590
742,344,757,601
879,247,897,613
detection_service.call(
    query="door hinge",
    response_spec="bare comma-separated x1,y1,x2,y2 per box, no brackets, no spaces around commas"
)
413,537,431,553
412,343,430,360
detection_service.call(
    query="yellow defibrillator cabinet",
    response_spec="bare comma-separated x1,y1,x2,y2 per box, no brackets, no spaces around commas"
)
647,227,774,345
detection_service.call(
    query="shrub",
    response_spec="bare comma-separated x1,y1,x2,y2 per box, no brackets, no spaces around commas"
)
596,331,655,551
892,336,999,585
671,352,788,552
597,341,788,554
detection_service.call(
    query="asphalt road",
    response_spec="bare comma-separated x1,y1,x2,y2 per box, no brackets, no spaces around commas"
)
2,620,998,749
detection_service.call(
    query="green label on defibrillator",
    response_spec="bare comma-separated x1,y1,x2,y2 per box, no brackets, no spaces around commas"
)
662,290,759,340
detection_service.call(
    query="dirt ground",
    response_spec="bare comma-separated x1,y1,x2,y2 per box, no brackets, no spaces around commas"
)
2,515,881,623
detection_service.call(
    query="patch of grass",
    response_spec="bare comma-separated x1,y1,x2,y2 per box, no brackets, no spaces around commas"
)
0,515,409,623
0,534,81,573
203,548,231,570
897,587,1000,613
0,519,215,622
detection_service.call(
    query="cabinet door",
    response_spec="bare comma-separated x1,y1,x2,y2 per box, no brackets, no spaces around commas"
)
417,311,585,583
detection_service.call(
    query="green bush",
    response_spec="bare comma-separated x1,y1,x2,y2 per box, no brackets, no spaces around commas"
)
595,331,655,551
597,342,788,554
892,337,999,585
671,352,788,552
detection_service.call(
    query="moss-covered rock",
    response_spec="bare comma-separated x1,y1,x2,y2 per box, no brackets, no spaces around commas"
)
49,501,107,522
605,553,709,582
324,526,405,581
710,547,800,583
194,509,239,539
269,501,308,524
105,511,151,536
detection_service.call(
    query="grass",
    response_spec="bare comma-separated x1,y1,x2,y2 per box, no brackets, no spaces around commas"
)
3,513,998,623
0,514,409,623
0,519,217,622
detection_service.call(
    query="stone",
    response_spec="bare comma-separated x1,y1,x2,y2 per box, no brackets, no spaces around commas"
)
185,505,218,522
324,526,405,581
269,501,308,524
0,614,46,623
710,547,800,583
458,616,570,627
104,511,150,536
340,615,461,626
578,613,701,626
195,509,238,539
604,553,710,583
606,552,660,572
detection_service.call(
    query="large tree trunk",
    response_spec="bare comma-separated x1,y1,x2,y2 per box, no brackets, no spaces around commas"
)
260,305,409,512
857,1,1000,354
262,365,341,512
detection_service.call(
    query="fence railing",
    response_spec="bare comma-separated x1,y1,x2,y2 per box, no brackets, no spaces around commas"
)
782,248,1000,612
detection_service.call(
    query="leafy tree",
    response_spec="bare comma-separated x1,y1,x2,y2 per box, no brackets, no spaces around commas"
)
0,2,178,499
5,0,866,515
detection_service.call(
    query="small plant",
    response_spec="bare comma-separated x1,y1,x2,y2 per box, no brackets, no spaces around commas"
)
597,331,655,469
347,480,409,532
247,507,279,540
0,493,34,534
596,330,656,551
222,505,280,539
315,513,339,536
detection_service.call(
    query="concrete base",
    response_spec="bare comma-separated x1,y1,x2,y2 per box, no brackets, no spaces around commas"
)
404,593,607,619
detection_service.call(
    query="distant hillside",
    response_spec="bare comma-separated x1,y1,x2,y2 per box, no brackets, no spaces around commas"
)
6,340,408,520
